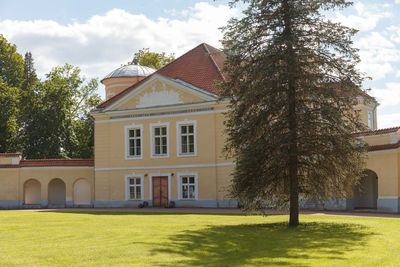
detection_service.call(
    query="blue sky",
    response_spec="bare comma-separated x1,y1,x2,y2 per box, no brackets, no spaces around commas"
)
0,0,399,128
0,0,231,22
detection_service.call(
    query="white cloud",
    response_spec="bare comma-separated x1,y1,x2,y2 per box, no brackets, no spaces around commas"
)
0,3,239,98
377,113,400,129
388,25,400,43
355,32,400,80
333,2,391,32
370,83,400,128
357,62,393,80
395,0,400,4
371,83,400,108
331,3,399,82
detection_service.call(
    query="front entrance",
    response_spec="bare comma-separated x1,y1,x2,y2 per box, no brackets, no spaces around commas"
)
152,176,168,207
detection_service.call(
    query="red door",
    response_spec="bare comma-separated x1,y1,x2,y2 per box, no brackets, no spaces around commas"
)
152,176,168,207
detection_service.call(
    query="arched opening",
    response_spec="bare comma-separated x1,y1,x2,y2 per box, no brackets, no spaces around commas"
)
354,169,378,209
48,178,66,207
24,179,41,205
73,178,91,206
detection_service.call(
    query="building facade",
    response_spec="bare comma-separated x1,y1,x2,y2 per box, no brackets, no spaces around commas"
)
0,43,399,212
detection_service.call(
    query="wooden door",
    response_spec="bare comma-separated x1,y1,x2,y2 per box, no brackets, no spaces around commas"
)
152,176,168,207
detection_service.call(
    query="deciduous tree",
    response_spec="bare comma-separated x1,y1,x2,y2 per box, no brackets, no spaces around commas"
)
22,64,101,159
0,35,24,152
220,0,368,226
0,81,19,152
133,48,175,69
0,35,24,88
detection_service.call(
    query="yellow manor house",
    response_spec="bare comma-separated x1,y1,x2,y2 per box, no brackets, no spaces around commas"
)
0,43,399,212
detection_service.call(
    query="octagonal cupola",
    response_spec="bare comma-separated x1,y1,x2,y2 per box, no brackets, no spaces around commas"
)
101,58,156,100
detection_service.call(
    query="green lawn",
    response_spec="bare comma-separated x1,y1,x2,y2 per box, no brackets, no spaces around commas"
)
0,211,399,266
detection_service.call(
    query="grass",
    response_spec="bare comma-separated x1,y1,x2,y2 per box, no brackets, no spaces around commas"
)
0,211,399,266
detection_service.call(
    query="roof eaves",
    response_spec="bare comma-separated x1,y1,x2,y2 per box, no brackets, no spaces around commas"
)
0,153,22,158
96,73,155,109
19,158,94,167
173,78,218,98
202,43,226,82
353,126,400,137
367,141,400,152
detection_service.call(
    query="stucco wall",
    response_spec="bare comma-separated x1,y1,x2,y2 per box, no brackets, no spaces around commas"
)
0,169,20,201
365,151,399,198
94,105,231,169
0,167,94,208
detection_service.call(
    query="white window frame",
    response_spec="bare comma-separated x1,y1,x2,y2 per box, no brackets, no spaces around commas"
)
367,111,374,130
150,122,169,158
125,173,144,200
177,172,198,200
124,123,143,160
176,120,197,157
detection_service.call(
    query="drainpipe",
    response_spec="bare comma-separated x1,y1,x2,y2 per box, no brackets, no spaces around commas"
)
90,114,96,208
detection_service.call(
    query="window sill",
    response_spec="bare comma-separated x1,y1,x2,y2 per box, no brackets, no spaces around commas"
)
125,156,143,160
177,153,197,158
151,154,169,158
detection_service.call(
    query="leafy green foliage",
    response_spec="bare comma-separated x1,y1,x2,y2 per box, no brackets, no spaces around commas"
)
0,35,24,153
133,48,175,69
22,64,101,159
0,81,20,152
220,0,368,225
0,36,101,158
0,35,24,88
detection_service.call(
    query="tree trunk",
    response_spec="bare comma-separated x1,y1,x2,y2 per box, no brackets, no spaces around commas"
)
288,82,299,227
283,0,299,227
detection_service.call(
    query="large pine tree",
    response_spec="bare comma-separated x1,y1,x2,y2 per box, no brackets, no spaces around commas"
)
220,0,368,226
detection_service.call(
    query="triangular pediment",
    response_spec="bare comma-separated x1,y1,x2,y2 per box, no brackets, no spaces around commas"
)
104,74,218,111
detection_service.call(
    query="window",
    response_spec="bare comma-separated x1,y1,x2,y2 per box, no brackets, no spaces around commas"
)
154,127,167,155
177,120,197,156
368,111,374,130
125,124,143,159
181,176,196,200
178,173,198,200
128,177,142,200
150,122,169,158
129,129,141,156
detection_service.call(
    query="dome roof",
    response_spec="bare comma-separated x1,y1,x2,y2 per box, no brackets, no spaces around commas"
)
102,61,156,82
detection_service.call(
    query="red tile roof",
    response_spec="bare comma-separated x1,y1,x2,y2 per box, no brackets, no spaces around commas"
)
20,159,94,167
0,153,22,158
0,159,94,168
353,126,400,137
157,43,226,94
97,43,226,108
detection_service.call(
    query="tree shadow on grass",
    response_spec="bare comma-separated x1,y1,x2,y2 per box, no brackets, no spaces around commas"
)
151,222,375,266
